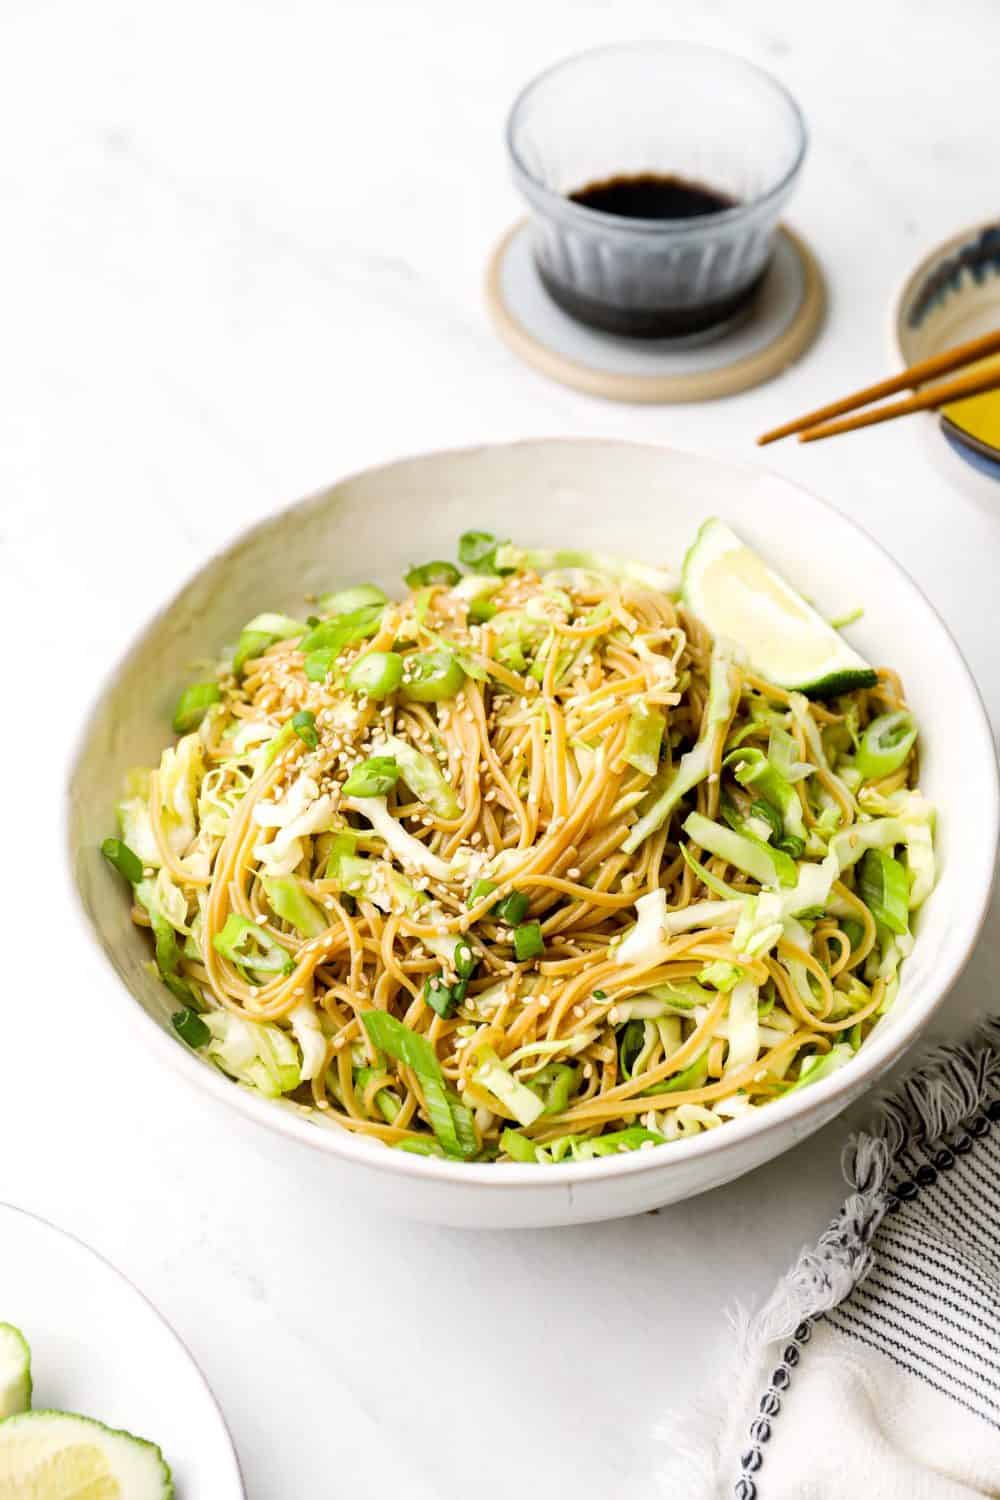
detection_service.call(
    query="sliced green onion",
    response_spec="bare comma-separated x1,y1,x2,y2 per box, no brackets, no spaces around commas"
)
623,702,665,778
317,584,387,615
854,711,918,781
618,1019,646,1079
454,938,477,979
642,1051,709,1096
342,756,399,797
233,614,304,675
263,875,328,938
468,877,498,907
405,560,461,589
233,630,274,676
513,920,543,961
362,1009,439,1076
291,710,318,749
858,847,909,935
304,648,337,681
172,681,221,734
501,1128,539,1162
171,1007,210,1048
572,1127,665,1159
101,837,143,885
423,975,459,1018
495,891,530,925
530,1062,578,1115
469,597,497,623
399,649,466,703
458,530,509,575
776,833,806,858
394,1138,446,1157
300,604,384,657
360,1011,477,1159
212,913,294,976
344,650,403,700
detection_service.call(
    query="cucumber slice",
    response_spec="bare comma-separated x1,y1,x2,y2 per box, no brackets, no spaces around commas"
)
681,518,877,698
0,1411,172,1498
0,1323,31,1419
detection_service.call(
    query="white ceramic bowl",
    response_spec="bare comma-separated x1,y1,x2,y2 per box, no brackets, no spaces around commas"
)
67,441,998,1228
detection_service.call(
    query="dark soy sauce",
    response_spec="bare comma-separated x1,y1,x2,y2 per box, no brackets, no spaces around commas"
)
570,171,734,220
537,171,769,339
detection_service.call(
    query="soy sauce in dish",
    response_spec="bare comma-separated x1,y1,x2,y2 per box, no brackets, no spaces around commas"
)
569,171,735,220
536,170,770,339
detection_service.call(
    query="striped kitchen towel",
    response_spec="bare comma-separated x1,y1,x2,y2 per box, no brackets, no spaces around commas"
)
662,1018,1000,1498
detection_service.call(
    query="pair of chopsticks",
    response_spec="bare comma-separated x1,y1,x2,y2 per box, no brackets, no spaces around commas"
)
758,328,1000,445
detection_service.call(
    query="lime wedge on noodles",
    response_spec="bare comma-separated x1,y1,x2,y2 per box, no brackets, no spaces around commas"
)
0,1323,31,1419
681,518,877,698
0,1411,172,1499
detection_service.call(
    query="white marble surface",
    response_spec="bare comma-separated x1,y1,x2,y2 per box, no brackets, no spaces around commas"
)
3,1,1000,1495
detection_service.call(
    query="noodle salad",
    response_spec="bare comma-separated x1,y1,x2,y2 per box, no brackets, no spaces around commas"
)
102,522,935,1164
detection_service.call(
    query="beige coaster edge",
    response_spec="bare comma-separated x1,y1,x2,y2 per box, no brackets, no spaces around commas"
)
484,219,826,405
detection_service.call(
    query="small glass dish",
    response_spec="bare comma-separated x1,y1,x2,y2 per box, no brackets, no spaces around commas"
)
506,42,807,341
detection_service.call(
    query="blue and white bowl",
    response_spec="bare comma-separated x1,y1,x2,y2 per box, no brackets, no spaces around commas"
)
892,219,1000,481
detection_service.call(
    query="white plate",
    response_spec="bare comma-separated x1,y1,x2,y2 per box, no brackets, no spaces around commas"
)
0,1204,244,1498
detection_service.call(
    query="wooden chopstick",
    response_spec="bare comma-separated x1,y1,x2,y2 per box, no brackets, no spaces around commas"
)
757,328,1000,446
799,362,1000,442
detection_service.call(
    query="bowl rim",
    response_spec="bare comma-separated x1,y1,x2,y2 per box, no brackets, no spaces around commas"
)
505,40,809,240
65,438,999,1194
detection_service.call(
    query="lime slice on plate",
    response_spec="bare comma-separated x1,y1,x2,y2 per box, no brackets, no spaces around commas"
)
681,518,877,698
0,1412,172,1498
0,1323,32,1419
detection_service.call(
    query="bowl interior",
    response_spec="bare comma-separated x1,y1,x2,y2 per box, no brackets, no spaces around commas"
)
68,441,998,1204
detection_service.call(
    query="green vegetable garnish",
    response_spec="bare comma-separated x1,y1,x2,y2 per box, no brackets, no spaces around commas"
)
858,847,909,935
212,913,294,976
468,877,498,907
317,584,387,615
405,561,461,589
458,530,509,574
361,1010,477,1158
344,650,404,699
172,681,221,733
495,891,530,925
291,709,319,748
623,702,665,778
101,837,143,884
454,938,477,979
400,649,466,703
171,1007,210,1048
513,920,543,961
342,756,400,797
854,711,918,781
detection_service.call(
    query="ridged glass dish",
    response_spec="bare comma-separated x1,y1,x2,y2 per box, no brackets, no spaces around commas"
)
506,43,808,341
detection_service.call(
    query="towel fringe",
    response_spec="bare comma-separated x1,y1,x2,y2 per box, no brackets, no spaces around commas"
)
747,1013,1000,1350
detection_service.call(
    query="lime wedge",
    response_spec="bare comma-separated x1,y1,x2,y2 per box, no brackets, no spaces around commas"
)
0,1323,31,1419
681,518,877,698
0,1412,172,1499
